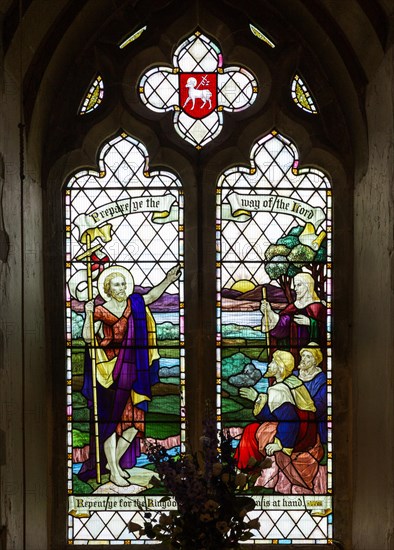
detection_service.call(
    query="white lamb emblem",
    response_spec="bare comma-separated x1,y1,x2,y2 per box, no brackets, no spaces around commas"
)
183,76,212,110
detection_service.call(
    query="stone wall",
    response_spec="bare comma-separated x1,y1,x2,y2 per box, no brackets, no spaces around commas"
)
0,3,392,549
353,45,394,550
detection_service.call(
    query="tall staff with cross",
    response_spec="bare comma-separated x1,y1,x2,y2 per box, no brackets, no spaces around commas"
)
75,224,113,484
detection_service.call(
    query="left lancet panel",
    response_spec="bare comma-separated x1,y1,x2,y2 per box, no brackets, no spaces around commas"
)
65,133,184,544
78,74,104,115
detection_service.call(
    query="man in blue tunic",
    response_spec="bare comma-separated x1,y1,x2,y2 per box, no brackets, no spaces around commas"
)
295,343,327,445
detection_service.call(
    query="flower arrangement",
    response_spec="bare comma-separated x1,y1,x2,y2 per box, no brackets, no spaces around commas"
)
129,404,268,548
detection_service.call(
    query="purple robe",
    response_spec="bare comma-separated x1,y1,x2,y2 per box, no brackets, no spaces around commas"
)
78,293,159,482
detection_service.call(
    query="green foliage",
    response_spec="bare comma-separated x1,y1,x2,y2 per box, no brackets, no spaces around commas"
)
239,347,268,361
222,324,263,340
222,379,238,396
160,377,179,385
287,243,315,266
73,407,90,422
221,397,244,414
158,344,180,357
265,258,289,279
72,338,85,348
157,322,179,340
145,419,178,439
73,428,90,448
146,395,180,438
315,243,327,262
221,352,250,378
73,474,94,495
222,396,255,427
148,394,180,415
72,391,87,409
264,224,326,285
265,244,290,261
72,351,85,376
287,263,301,277
288,225,304,237
277,234,299,248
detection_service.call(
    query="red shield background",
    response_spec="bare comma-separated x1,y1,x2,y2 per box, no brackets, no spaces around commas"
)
180,73,217,119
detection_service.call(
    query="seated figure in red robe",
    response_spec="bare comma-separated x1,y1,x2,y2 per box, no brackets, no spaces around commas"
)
235,350,323,493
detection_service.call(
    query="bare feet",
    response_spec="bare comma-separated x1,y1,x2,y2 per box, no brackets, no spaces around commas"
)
106,463,129,479
110,473,129,487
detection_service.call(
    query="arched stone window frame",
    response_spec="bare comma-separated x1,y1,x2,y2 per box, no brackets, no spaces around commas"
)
44,6,351,548
6,1,392,548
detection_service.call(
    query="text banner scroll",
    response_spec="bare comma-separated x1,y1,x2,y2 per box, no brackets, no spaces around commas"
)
223,192,325,228
74,194,178,240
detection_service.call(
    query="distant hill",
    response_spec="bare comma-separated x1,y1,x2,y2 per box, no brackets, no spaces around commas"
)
223,288,243,300
71,285,179,313
222,283,293,304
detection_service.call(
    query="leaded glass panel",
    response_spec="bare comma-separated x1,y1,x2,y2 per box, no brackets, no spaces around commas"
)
217,131,332,544
65,133,184,544
249,24,276,48
78,74,104,115
291,74,318,114
139,31,258,148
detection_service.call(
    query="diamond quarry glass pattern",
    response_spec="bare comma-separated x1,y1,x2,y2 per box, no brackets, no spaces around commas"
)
291,74,318,114
79,74,104,115
139,31,258,148
65,133,184,544
216,131,332,544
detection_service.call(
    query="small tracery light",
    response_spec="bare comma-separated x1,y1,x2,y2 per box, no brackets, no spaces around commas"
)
119,26,147,49
139,31,258,148
249,23,276,48
78,74,104,116
291,73,318,114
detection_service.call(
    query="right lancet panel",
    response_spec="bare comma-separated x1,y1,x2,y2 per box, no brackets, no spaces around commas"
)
216,130,332,544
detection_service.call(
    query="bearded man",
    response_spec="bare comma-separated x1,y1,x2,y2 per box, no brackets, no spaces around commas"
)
260,272,326,362
295,343,327,445
235,350,317,471
78,264,180,487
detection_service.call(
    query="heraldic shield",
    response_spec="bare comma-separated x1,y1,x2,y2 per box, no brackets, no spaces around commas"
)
180,73,217,119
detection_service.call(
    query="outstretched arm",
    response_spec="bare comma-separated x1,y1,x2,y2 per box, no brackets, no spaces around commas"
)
143,264,181,305
239,387,258,402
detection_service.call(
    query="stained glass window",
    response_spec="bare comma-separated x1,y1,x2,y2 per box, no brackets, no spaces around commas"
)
139,31,258,148
119,26,147,49
65,133,184,544
249,24,276,48
217,130,332,544
291,74,318,114
78,74,104,115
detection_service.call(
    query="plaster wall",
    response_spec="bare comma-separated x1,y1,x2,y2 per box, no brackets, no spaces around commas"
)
353,45,394,550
